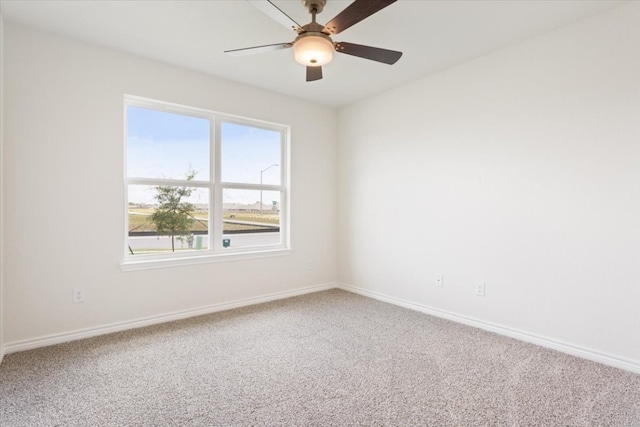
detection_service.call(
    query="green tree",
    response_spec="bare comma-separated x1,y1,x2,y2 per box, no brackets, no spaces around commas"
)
150,170,197,252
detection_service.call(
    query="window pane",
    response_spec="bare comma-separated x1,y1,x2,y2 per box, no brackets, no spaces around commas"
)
221,122,281,185
222,189,280,248
127,106,210,180
128,185,209,254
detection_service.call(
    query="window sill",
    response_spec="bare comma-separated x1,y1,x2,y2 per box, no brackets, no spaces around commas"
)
119,248,292,272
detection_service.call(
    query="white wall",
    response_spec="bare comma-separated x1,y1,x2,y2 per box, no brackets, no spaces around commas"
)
338,3,640,367
0,13,5,363
2,23,337,346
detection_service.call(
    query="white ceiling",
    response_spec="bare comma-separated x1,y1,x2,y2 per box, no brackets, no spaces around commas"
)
0,0,624,107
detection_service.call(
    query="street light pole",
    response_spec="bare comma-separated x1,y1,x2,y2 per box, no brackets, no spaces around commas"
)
260,163,279,215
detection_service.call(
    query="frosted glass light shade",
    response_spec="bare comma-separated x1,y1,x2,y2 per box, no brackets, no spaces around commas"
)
293,35,334,66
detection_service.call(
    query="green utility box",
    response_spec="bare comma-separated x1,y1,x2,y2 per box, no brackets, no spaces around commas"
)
223,239,231,248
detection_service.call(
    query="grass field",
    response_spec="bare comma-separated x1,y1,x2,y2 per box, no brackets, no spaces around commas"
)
128,208,279,233
224,212,279,225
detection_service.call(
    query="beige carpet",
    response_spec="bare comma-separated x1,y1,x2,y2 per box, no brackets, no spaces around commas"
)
1,289,639,426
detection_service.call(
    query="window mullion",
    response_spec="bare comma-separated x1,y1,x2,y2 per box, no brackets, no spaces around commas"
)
280,128,288,248
128,177,210,188
212,119,223,253
220,182,282,192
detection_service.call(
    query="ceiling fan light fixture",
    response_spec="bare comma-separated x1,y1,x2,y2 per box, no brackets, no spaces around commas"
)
293,33,334,67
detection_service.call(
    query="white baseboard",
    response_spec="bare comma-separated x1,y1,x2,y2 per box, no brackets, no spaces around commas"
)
4,282,639,375
336,282,640,375
3,282,337,355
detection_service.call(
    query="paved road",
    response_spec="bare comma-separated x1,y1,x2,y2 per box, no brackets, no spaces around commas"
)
128,232,280,253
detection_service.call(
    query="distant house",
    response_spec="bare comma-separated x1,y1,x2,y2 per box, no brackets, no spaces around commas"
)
223,202,279,213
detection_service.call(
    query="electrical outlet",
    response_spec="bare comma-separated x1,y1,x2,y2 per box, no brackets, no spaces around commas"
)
73,287,85,303
306,260,314,271
475,282,485,297
435,274,443,287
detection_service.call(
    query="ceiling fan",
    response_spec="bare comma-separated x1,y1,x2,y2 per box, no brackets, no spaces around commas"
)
224,0,403,82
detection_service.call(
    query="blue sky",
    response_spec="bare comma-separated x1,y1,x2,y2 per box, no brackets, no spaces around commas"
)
127,107,210,181
127,106,281,205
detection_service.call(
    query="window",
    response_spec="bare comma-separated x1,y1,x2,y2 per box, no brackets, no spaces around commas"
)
123,96,289,269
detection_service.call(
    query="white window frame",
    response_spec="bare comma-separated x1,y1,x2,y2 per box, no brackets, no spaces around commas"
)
121,95,290,271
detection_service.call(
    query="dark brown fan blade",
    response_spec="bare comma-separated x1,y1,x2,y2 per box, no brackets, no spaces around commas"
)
248,0,302,32
323,0,397,35
306,66,323,82
224,42,292,56
335,42,402,64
